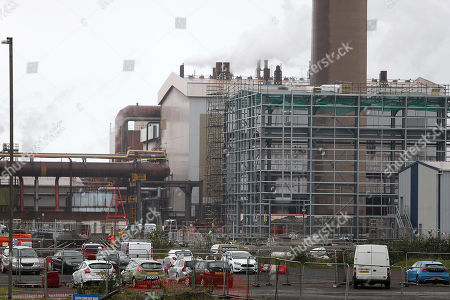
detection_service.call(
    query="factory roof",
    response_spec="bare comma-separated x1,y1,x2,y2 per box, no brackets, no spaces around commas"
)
158,73,449,106
400,161,450,173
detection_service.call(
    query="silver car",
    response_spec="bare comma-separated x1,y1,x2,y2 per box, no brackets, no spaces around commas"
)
1,246,41,274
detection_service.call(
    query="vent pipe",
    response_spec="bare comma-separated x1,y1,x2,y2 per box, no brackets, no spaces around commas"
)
179,63,184,78
263,60,270,81
215,62,223,79
256,60,262,79
274,65,282,85
223,62,230,79
379,70,388,85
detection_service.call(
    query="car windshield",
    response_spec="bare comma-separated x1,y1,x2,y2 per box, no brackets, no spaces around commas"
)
141,262,162,270
231,252,251,259
61,251,82,259
89,263,112,269
12,248,37,258
175,251,192,257
85,246,102,253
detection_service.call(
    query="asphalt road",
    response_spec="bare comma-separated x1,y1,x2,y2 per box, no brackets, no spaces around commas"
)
0,269,449,299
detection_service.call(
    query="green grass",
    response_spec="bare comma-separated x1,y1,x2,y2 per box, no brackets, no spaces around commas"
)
393,258,450,269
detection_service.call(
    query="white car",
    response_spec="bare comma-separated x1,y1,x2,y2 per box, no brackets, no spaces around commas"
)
167,259,196,282
163,249,193,267
222,251,257,273
72,260,115,288
1,246,41,274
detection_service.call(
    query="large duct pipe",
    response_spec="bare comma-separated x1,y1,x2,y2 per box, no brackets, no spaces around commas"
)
0,161,170,179
311,0,367,85
115,105,160,154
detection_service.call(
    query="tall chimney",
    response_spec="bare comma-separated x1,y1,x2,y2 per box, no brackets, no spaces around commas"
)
274,65,282,85
179,63,184,78
311,0,367,85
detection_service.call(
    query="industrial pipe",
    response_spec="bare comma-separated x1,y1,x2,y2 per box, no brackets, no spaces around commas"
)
0,161,170,179
55,177,59,210
114,105,160,154
0,149,166,160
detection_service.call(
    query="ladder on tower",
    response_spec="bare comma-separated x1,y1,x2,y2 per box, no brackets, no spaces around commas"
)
106,187,128,236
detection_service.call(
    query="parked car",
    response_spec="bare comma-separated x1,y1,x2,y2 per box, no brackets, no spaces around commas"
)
72,260,115,288
210,244,239,260
222,250,257,273
121,241,152,259
407,261,450,285
163,249,193,267
1,246,40,274
121,259,165,286
81,243,105,260
51,250,83,273
167,259,196,283
193,260,233,288
353,244,390,289
96,249,130,271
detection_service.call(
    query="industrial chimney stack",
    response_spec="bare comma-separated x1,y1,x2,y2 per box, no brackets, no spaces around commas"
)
311,0,367,86
263,60,270,82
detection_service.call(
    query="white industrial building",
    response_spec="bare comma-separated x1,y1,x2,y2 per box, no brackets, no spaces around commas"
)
399,161,450,236
157,72,210,217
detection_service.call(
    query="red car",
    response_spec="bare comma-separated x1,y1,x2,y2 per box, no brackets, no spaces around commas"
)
81,243,105,260
193,260,233,288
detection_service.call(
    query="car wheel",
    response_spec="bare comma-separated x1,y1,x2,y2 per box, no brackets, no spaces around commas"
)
385,280,390,289
444,281,449,286
353,277,358,289
416,275,420,285
132,277,137,287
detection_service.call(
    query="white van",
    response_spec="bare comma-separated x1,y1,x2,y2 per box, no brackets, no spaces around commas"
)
353,244,390,289
121,241,153,259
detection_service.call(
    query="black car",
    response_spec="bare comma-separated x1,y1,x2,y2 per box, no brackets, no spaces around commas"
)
51,250,83,273
96,249,130,271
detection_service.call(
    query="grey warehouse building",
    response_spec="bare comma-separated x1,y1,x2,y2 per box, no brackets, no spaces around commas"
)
399,161,450,237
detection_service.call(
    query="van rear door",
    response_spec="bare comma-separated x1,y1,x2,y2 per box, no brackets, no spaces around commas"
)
371,245,389,280
356,245,372,277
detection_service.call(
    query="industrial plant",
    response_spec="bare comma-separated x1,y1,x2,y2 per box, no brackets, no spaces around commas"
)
0,0,447,243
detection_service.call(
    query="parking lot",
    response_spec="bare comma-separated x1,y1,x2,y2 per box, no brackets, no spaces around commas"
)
1,268,450,299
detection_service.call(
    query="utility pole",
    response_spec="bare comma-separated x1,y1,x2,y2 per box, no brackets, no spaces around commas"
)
2,36,14,300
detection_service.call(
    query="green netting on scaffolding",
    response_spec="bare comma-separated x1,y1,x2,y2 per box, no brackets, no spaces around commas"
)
228,91,448,113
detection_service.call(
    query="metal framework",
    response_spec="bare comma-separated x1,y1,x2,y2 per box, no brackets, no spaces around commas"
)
219,80,450,240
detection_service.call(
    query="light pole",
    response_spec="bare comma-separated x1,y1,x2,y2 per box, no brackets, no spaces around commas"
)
1,36,13,300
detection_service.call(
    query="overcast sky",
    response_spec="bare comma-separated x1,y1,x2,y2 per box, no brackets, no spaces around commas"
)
0,0,449,155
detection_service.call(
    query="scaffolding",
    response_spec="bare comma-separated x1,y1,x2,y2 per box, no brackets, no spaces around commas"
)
205,75,228,224
219,80,450,240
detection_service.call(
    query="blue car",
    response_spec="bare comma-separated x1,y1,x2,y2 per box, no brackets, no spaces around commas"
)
407,261,450,285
